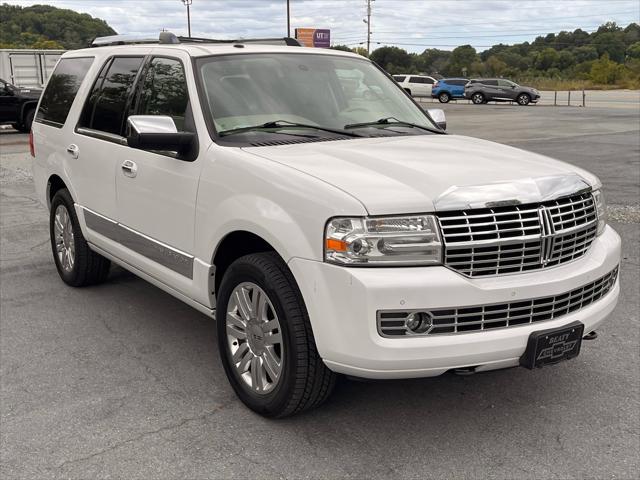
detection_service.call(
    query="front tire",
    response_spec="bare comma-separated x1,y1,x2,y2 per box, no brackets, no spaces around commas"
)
217,252,336,417
50,189,110,286
471,92,485,104
438,92,450,103
517,93,531,105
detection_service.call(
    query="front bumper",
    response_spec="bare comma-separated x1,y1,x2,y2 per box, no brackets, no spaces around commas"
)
289,226,621,379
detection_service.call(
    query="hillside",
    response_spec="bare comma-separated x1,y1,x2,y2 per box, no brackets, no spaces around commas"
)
342,22,640,88
0,3,116,50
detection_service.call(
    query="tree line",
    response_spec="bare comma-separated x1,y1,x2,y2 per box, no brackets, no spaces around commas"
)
334,22,640,88
0,3,116,50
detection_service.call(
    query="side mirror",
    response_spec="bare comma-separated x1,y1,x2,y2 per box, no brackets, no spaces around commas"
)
126,115,196,160
427,108,446,131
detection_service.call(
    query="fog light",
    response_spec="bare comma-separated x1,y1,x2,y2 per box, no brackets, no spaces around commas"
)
405,312,432,334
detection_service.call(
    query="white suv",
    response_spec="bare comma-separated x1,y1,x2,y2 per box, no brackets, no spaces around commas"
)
393,74,437,97
32,33,620,417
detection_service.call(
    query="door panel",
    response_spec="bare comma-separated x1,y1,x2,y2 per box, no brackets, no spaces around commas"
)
115,57,201,261
0,82,18,122
73,56,145,221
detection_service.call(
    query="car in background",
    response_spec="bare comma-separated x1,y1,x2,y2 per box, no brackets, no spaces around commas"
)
0,78,41,132
464,78,540,105
392,74,437,97
431,78,468,103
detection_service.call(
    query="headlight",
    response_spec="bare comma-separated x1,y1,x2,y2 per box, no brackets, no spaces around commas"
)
593,189,607,235
325,215,442,266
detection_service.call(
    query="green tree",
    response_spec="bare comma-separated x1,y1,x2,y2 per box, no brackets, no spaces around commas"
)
445,45,477,76
0,3,116,49
534,48,560,70
590,53,626,84
370,46,413,74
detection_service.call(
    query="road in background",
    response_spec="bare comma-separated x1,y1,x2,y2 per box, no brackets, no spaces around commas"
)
1,98,639,479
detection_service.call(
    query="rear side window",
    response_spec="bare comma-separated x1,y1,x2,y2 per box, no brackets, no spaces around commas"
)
137,58,189,131
35,57,94,128
79,56,144,135
449,79,467,86
481,79,498,86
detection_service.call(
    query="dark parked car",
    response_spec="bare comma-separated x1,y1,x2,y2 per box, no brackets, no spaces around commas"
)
431,78,468,103
464,78,540,105
0,78,41,132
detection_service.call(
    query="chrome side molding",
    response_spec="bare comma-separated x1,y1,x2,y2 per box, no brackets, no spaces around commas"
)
82,207,194,278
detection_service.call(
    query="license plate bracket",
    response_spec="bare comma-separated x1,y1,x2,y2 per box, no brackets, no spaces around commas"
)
520,321,584,369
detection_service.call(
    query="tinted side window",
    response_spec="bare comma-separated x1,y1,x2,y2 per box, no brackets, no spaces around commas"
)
409,77,422,83
450,80,467,86
481,80,498,86
80,56,144,135
393,75,406,82
498,79,514,87
36,57,94,127
137,58,189,131
424,78,434,84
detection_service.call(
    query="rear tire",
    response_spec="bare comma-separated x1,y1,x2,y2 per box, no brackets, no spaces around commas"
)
471,92,485,104
50,189,110,287
217,252,336,418
438,92,450,103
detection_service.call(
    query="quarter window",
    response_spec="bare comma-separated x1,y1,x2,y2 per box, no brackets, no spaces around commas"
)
35,57,94,127
79,56,144,135
137,58,189,131
393,75,406,82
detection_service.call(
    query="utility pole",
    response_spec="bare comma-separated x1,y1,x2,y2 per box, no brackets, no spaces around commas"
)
364,0,373,55
286,0,291,38
181,0,192,38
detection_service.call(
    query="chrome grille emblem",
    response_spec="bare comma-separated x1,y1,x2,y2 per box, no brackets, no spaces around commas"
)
538,206,556,266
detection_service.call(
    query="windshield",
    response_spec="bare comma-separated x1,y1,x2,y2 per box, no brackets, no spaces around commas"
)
197,53,437,137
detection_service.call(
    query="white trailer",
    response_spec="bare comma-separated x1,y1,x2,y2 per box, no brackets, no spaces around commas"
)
0,49,65,89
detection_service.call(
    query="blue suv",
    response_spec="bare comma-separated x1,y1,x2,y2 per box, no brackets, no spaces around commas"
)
431,78,468,103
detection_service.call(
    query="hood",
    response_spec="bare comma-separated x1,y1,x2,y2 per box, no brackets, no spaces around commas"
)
244,134,597,215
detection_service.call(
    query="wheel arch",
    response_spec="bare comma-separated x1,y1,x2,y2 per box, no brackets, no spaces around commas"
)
19,100,38,121
211,230,284,295
46,174,68,210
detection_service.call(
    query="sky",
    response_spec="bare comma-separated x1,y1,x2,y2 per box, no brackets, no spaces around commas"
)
7,0,640,53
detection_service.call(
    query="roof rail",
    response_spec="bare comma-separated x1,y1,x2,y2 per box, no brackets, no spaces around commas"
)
91,32,301,48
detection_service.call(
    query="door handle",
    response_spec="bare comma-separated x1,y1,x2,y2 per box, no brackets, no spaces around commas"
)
121,160,137,178
66,144,79,159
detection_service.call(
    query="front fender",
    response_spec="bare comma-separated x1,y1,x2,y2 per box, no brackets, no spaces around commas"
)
193,146,367,265
204,194,314,264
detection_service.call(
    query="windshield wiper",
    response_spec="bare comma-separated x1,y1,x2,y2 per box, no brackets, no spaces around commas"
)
219,120,362,138
344,116,441,133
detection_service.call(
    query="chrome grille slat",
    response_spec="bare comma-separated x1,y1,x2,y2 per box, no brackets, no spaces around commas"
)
438,192,598,277
377,266,618,336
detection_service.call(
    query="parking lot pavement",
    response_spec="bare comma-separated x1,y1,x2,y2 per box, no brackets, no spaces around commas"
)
1,100,639,479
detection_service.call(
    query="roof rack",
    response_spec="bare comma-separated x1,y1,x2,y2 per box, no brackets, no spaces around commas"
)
91,32,302,48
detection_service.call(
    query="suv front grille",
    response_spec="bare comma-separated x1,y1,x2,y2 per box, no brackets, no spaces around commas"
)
437,191,597,277
377,266,618,337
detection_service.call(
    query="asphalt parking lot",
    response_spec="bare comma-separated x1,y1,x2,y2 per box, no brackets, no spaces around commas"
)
1,96,639,479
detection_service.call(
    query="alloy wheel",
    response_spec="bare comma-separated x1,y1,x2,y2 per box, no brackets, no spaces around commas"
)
226,282,283,395
53,204,75,272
